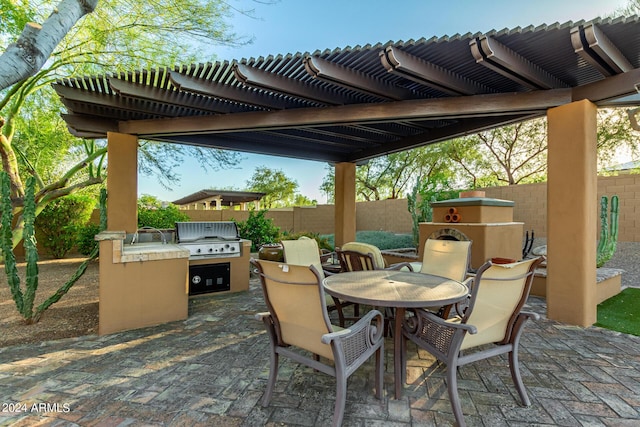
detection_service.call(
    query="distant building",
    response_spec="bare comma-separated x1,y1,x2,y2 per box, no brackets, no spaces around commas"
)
172,190,266,211
604,160,640,175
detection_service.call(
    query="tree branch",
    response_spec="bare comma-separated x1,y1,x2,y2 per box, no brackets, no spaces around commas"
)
0,0,99,91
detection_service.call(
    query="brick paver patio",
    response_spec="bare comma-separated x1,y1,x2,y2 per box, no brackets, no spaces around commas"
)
1,279,639,426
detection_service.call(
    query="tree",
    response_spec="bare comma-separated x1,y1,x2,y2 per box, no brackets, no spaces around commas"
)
292,194,316,206
0,0,99,90
597,108,640,170
1,0,249,249
246,166,298,208
447,119,548,187
321,144,458,202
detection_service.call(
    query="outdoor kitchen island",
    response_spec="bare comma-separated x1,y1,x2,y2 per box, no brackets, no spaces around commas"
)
95,231,191,335
95,228,252,336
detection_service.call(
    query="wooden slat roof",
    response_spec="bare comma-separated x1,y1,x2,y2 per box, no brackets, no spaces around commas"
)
53,16,640,164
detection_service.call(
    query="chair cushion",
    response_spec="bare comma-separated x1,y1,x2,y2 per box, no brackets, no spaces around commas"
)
341,242,386,269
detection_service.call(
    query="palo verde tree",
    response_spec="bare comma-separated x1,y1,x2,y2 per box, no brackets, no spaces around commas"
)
0,0,250,250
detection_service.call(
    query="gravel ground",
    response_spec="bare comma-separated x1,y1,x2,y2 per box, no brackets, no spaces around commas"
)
530,238,640,288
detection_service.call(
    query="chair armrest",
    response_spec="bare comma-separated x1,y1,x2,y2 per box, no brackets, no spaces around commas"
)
386,261,414,271
412,308,477,335
518,311,540,322
404,308,476,358
255,312,271,321
321,309,384,344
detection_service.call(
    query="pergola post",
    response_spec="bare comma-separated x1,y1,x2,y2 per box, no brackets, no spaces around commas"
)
334,162,356,247
546,100,598,326
106,132,138,233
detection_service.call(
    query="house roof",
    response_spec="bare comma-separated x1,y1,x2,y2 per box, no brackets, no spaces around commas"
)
172,190,265,206
53,16,640,164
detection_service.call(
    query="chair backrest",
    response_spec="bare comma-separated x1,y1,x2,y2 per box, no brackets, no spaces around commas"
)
252,259,335,360
460,257,542,351
420,239,472,281
339,242,386,270
282,237,324,279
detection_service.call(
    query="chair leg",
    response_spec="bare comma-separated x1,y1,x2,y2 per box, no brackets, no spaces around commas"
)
333,369,347,427
509,347,531,406
446,363,466,427
263,350,279,406
375,345,384,400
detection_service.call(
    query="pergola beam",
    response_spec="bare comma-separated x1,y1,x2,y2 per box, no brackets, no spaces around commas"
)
380,46,485,96
120,88,572,136
346,114,540,162
470,35,567,89
571,23,633,76
304,55,414,100
233,63,350,105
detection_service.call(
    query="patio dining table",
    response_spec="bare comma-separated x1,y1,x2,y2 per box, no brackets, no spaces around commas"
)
323,270,468,399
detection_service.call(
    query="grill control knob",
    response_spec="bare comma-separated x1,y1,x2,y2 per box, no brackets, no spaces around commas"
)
196,248,201,253
208,248,213,252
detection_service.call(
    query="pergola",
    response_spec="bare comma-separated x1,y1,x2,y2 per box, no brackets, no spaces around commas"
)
53,16,640,326
172,190,266,210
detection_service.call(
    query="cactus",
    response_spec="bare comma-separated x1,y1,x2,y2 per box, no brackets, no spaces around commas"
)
32,188,107,322
407,180,434,248
0,173,38,323
596,195,619,268
0,172,24,315
0,169,108,324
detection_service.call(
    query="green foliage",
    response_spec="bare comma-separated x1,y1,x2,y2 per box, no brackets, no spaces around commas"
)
407,176,459,247
32,188,108,323
281,231,333,251
321,231,413,251
77,223,101,256
137,202,190,229
35,194,95,259
234,209,281,251
597,195,619,268
246,166,298,208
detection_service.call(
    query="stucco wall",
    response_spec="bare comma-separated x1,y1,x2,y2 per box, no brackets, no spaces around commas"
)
117,174,639,243
481,174,640,242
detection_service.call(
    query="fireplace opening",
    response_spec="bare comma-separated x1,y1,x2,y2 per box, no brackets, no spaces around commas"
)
428,228,470,242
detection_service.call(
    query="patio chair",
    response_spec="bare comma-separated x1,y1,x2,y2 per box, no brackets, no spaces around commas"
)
401,257,544,427
281,237,355,327
416,239,473,318
252,259,384,427
335,242,413,333
336,242,413,272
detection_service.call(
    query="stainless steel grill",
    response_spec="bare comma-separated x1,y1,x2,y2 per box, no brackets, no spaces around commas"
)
175,221,241,259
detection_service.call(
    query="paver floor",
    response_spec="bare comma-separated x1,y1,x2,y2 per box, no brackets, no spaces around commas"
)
1,280,639,426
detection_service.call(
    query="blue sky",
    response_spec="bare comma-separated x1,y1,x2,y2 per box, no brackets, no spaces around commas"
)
138,0,629,203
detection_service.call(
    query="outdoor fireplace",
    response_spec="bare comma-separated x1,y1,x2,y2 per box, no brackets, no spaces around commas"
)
419,196,523,270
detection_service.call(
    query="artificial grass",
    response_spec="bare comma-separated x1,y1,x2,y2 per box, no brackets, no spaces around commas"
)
595,288,640,337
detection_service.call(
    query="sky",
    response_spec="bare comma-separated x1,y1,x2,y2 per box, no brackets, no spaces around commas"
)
137,0,630,203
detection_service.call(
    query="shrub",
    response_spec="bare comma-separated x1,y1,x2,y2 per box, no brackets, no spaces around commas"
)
35,194,95,258
321,231,413,250
77,223,101,255
234,209,280,251
281,230,333,251
137,204,189,229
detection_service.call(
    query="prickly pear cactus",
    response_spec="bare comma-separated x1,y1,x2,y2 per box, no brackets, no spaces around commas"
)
596,195,619,268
